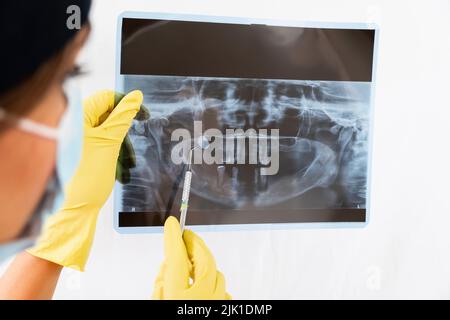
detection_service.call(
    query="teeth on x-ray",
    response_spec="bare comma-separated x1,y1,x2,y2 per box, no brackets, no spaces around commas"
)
217,165,226,188
120,75,370,211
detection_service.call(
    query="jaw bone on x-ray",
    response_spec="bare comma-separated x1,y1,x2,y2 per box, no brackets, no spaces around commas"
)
115,16,376,229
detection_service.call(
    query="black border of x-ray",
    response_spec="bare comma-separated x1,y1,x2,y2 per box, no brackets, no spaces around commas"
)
120,18,375,82
119,209,366,227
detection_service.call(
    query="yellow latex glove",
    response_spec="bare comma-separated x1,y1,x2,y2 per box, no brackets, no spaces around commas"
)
153,217,231,300
27,90,143,271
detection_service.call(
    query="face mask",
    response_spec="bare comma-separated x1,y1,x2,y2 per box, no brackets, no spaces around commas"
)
0,78,83,264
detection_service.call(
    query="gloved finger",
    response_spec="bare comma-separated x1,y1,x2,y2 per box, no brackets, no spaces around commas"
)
183,229,217,293
152,281,163,300
152,262,166,300
100,90,142,140
114,92,150,121
83,90,115,128
164,216,191,293
116,136,136,184
135,104,150,120
213,271,227,300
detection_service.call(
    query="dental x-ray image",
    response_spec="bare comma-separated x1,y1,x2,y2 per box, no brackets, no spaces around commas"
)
115,16,376,228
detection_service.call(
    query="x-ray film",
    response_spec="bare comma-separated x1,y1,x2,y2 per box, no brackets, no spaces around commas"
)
114,13,378,232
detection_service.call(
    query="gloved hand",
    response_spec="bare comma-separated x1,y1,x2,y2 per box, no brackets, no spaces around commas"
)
153,217,231,300
27,90,143,271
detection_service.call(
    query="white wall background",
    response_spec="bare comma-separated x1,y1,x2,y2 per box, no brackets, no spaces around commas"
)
4,0,450,299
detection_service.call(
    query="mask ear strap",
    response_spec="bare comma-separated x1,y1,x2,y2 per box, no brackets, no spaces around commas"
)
0,107,59,140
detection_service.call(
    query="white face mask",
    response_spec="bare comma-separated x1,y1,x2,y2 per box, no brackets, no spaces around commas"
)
0,109,60,140
0,78,83,264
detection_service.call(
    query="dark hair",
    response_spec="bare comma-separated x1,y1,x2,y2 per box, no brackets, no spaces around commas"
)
0,24,90,135
0,49,67,116
0,0,92,95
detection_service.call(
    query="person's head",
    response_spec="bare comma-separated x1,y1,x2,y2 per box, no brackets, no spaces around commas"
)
0,1,91,244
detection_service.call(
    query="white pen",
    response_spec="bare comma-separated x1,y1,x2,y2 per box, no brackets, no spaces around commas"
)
179,136,211,231
179,149,193,232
